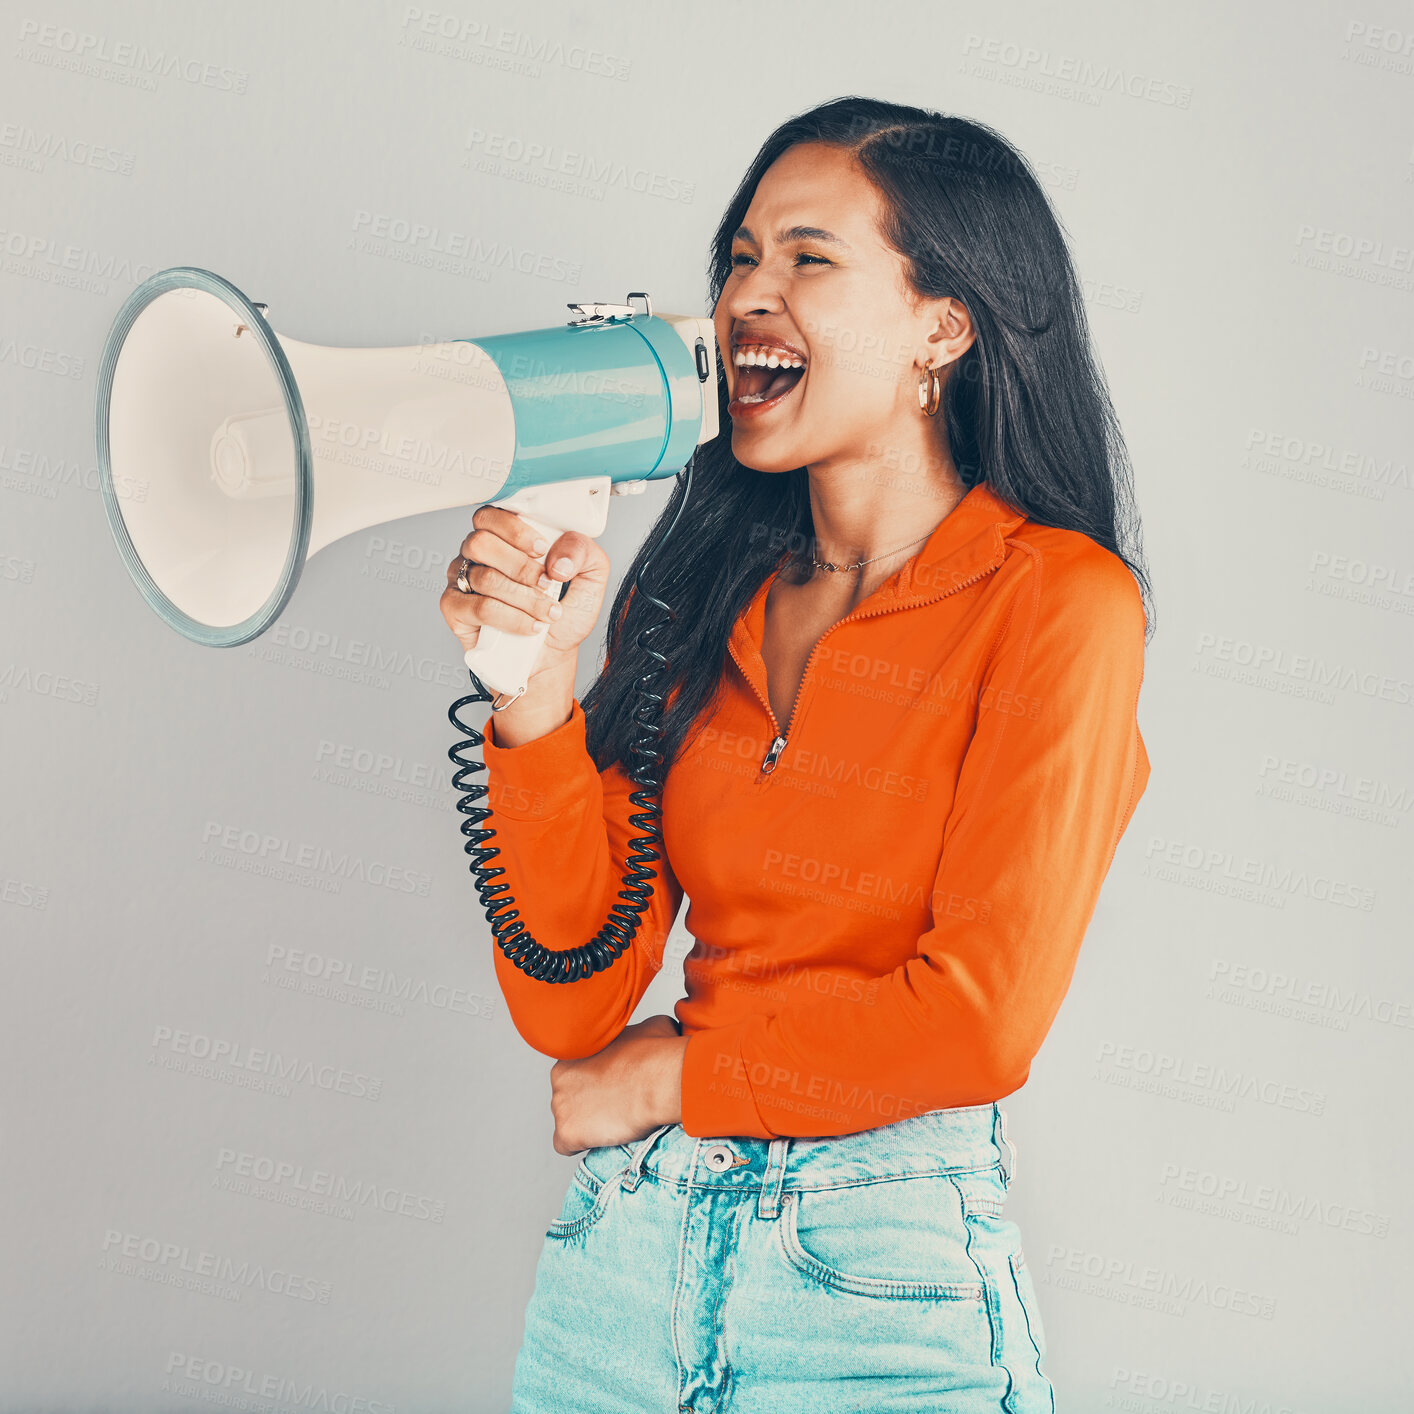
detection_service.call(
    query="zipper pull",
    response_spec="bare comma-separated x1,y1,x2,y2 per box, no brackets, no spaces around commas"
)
760,734,787,776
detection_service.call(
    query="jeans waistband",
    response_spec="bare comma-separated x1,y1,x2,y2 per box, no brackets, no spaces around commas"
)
619,1102,1016,1220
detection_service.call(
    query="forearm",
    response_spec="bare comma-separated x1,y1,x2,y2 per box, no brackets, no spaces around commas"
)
478,684,687,1060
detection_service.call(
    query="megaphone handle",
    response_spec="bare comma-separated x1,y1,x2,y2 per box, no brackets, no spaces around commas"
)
461,477,611,704
462,507,557,707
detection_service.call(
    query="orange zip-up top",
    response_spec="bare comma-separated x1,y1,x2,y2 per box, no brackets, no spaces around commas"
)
478,479,1151,1140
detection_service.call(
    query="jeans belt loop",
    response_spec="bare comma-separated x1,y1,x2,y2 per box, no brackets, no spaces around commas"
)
756,1137,790,1220
994,1103,1017,1189
621,1123,675,1192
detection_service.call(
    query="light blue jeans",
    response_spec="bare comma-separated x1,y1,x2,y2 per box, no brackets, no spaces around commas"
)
509,1102,1055,1413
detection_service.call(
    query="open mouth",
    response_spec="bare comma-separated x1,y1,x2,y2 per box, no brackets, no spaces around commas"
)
729,343,806,419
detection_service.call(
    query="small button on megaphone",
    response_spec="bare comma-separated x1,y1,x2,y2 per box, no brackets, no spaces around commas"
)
94,267,719,704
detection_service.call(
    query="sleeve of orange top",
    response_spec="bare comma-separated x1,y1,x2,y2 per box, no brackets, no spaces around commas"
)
477,692,686,1059
678,544,1152,1140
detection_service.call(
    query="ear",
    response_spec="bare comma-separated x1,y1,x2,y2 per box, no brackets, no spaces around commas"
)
918,295,976,366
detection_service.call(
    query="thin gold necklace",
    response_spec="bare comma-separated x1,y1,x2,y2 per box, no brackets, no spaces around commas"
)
809,525,937,574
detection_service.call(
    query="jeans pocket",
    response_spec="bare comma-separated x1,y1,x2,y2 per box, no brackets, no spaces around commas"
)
545,1144,630,1241
776,1173,987,1302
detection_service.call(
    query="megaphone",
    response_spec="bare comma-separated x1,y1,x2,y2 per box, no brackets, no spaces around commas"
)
94,266,720,705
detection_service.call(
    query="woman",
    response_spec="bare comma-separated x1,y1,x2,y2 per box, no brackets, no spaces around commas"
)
441,96,1152,1413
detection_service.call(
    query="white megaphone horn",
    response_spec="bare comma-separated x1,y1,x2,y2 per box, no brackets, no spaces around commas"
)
95,267,720,706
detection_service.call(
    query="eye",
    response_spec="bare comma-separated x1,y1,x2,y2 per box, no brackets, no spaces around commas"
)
730,250,831,269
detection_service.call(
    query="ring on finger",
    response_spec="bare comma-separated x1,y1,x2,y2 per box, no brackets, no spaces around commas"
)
455,557,474,594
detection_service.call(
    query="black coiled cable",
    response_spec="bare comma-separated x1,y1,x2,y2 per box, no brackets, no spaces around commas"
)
446,464,692,983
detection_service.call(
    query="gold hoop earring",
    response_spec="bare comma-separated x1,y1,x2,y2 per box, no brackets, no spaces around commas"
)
917,363,943,418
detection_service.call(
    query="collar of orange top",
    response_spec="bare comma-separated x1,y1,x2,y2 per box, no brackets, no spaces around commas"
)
733,479,1029,657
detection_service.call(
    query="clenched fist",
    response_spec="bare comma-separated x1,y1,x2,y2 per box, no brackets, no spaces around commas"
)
440,503,612,682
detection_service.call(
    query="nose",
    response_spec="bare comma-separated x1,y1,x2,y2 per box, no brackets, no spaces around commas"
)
720,259,786,322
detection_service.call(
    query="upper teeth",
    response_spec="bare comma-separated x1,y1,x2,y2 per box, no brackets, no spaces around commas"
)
734,346,805,369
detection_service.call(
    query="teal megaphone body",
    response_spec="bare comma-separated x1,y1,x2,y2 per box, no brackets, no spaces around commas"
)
94,267,720,704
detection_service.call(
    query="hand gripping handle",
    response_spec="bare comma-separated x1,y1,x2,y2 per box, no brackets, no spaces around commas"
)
461,476,612,706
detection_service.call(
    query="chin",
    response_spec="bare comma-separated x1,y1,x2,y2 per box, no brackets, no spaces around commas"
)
729,429,811,475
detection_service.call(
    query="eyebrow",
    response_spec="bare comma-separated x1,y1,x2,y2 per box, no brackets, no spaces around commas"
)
733,224,850,249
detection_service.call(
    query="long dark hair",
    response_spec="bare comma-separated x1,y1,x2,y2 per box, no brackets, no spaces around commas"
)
581,95,1153,777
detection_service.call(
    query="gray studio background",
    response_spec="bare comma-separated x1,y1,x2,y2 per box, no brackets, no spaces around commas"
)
3,1,1411,1409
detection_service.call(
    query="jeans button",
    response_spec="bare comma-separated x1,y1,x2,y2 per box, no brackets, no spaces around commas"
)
703,1143,736,1172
